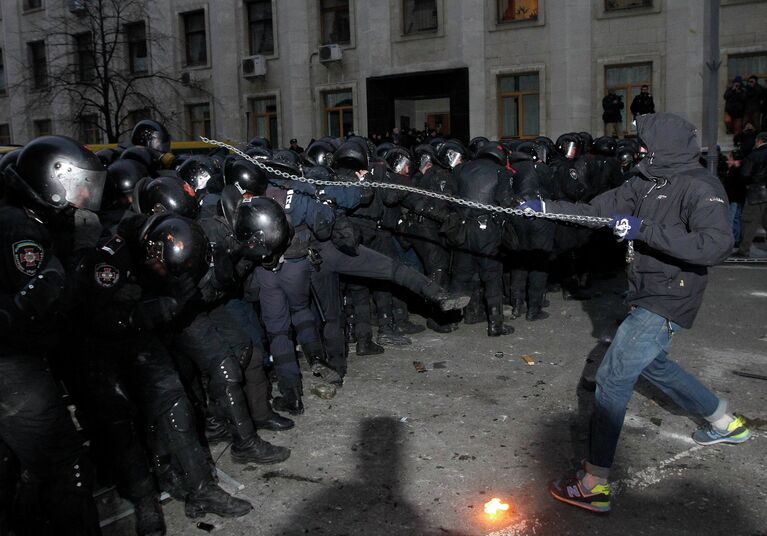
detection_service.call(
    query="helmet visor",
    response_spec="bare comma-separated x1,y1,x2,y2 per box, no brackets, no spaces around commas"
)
446,149,462,168
58,165,107,211
393,155,412,176
561,141,578,160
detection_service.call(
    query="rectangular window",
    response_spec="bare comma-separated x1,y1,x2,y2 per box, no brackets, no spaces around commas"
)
323,89,353,138
28,41,48,89
604,0,652,11
497,0,538,23
33,119,51,137
182,10,208,66
75,32,95,82
728,53,767,88
0,49,6,95
498,73,539,139
249,97,278,148
79,114,101,144
126,21,148,74
187,103,211,139
0,124,11,145
129,108,152,128
24,0,43,11
320,0,351,45
605,62,651,135
403,0,438,34
247,1,274,55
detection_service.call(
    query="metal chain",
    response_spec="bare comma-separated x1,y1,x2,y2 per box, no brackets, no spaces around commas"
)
201,136,614,228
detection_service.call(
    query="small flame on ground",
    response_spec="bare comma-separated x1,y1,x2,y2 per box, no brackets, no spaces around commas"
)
484,497,510,517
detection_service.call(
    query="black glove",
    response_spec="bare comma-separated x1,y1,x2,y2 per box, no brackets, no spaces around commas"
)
14,267,65,318
167,273,197,307
73,209,103,251
129,297,180,330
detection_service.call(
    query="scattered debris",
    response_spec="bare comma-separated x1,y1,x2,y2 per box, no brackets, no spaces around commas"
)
494,351,504,359
432,361,448,369
732,370,767,381
399,416,409,423
651,417,663,427
196,522,215,532
413,361,427,373
310,383,337,399
520,355,535,366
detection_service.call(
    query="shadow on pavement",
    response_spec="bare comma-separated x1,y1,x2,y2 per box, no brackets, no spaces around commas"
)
272,416,442,536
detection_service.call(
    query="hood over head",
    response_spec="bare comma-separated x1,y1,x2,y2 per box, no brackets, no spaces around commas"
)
635,112,701,182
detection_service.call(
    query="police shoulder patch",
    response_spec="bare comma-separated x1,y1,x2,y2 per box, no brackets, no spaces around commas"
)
13,240,45,276
94,263,121,288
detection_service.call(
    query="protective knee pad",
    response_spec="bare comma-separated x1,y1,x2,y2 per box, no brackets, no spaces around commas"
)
237,343,254,370
267,330,294,357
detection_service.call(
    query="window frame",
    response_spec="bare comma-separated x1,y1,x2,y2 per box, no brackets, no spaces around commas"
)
74,31,96,82
28,40,48,90
186,102,212,139
604,61,653,136
0,124,11,145
249,95,279,148
33,118,52,138
319,0,352,46
0,48,6,96
402,0,439,36
321,89,354,138
125,21,149,74
497,72,540,140
496,0,540,24
79,114,101,145
603,0,653,12
23,0,44,12
246,0,275,56
727,52,767,88
181,9,209,68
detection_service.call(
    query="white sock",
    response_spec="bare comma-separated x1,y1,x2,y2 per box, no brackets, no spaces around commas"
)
711,413,735,432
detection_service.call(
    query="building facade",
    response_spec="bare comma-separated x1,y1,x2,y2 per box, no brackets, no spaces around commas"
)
0,0,765,148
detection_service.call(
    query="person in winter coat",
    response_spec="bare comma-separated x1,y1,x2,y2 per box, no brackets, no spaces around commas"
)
724,76,747,135
521,113,753,513
602,89,624,139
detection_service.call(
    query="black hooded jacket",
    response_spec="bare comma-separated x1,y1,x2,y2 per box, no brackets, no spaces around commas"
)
545,113,733,328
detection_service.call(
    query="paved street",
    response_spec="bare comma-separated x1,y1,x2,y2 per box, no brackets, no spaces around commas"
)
106,262,766,536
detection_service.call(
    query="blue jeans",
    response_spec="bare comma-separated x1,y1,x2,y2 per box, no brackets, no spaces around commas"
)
588,307,724,472
729,202,743,245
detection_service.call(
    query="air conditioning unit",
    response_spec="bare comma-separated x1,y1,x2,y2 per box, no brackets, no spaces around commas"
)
319,44,342,63
69,0,86,13
242,55,267,78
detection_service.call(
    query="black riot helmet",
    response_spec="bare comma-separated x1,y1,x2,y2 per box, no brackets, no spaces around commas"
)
270,149,302,175
223,157,268,197
95,148,120,167
140,214,209,285
318,136,342,150
233,196,291,258
469,136,490,157
429,137,446,152
437,140,469,169
134,175,200,219
248,137,272,151
515,141,543,162
104,159,148,209
534,137,555,164
475,142,508,167
616,148,637,169
556,133,582,160
131,120,171,154
414,144,439,171
177,155,217,192
384,147,413,176
245,146,272,160
375,142,395,159
0,148,21,199
332,140,368,171
304,140,335,167
592,136,617,157
121,145,157,171
5,135,107,211
578,132,594,153
304,165,335,183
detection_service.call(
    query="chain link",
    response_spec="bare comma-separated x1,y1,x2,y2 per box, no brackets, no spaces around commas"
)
201,137,614,229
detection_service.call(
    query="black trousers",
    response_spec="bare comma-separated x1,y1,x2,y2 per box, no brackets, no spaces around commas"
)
509,251,550,310
450,251,504,320
0,351,101,536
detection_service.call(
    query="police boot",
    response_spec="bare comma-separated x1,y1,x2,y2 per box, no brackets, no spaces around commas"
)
272,386,304,415
356,333,385,356
420,281,471,312
377,313,412,346
204,415,230,446
393,307,425,335
253,411,295,431
525,293,549,321
426,317,457,334
462,288,486,324
231,434,290,465
510,297,526,319
184,481,253,519
135,494,166,536
487,306,514,337
310,359,344,386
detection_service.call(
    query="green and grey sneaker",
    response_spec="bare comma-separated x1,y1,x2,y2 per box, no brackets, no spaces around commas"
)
549,475,611,513
692,415,752,445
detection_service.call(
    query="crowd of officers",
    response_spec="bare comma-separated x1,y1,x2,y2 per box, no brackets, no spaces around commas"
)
0,119,647,535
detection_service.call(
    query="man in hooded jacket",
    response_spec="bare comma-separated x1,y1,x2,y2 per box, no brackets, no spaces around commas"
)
520,113,752,513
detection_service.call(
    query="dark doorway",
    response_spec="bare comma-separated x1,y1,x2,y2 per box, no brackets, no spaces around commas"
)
366,67,469,143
